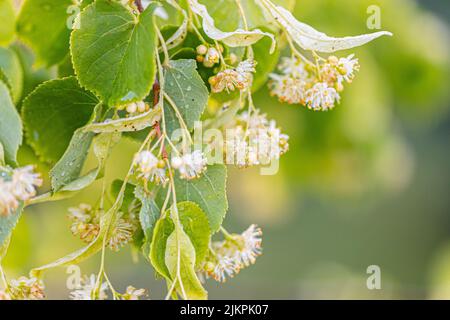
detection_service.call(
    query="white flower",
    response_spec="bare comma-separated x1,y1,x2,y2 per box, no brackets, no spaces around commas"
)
68,203,92,222
225,111,289,167
209,60,256,93
277,57,310,79
171,150,207,180
204,225,263,282
9,276,45,300
269,74,306,104
205,47,220,65
134,151,167,184
337,54,359,84
305,82,340,111
9,166,42,201
0,182,19,216
269,57,312,104
233,224,263,267
68,204,100,243
237,111,268,129
236,59,257,75
199,254,239,283
107,218,134,251
121,286,146,300
69,274,108,300
211,256,239,283
209,69,246,93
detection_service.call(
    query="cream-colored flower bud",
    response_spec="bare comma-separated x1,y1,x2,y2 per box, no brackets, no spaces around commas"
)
328,55,339,64
196,44,208,55
136,101,146,113
126,102,137,113
196,55,204,63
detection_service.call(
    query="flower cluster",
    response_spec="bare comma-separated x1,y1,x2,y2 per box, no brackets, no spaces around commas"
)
68,204,100,243
0,166,42,216
209,60,256,93
199,225,263,283
133,151,167,185
269,55,359,111
196,45,221,68
225,111,289,168
171,150,207,180
8,276,45,300
69,274,108,300
120,286,146,300
68,204,135,251
68,273,146,300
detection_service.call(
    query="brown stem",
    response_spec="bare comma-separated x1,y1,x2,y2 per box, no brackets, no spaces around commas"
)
134,0,144,13
152,80,167,159
153,79,160,106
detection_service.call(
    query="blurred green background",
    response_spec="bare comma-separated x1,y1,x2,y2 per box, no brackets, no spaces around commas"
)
3,0,450,299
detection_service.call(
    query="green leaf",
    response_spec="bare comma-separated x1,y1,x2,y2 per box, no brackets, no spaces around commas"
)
0,0,15,45
0,142,5,165
135,186,160,255
51,130,120,193
10,43,55,101
0,204,24,248
16,0,74,66
110,179,136,212
0,68,12,96
159,164,228,233
58,55,75,78
177,201,210,267
150,216,175,280
0,80,22,165
163,59,208,136
165,223,208,300
0,47,24,103
22,77,98,164
50,128,94,192
71,0,159,106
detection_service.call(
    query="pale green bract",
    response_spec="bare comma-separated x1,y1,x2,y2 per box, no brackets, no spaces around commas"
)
188,0,276,53
257,0,392,53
